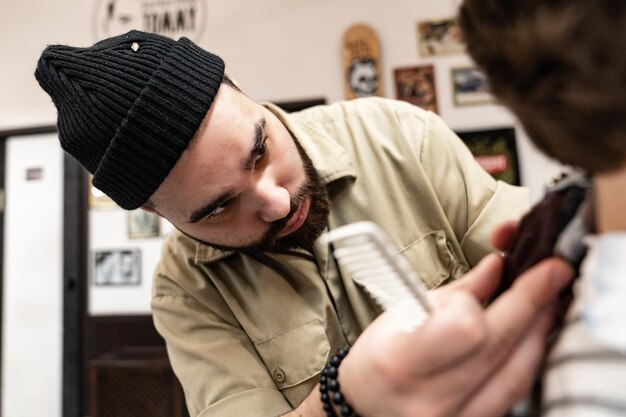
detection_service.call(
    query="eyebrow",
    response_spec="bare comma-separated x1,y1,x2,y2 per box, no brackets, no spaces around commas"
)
242,118,266,170
187,118,266,224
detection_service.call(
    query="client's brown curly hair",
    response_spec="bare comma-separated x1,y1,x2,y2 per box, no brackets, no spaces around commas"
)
459,0,626,173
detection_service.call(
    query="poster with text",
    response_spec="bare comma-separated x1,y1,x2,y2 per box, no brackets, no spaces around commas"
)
455,128,521,185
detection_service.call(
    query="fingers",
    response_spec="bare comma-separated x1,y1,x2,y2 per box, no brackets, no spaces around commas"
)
439,257,572,396
483,257,572,358
405,291,487,374
491,220,519,251
489,257,573,322
439,253,504,304
459,307,555,417
340,291,488,415
338,243,574,417
459,258,572,381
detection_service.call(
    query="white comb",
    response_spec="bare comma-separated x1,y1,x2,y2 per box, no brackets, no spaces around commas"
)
322,221,433,327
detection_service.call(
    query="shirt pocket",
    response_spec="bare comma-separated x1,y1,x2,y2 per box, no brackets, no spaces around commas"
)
254,318,330,392
399,230,464,289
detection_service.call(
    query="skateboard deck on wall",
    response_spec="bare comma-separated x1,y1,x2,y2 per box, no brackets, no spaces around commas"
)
342,23,383,100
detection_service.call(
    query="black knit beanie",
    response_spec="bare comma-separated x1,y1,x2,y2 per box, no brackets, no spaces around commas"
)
34,30,225,209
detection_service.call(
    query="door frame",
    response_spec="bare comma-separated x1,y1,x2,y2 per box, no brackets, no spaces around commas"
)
0,126,87,417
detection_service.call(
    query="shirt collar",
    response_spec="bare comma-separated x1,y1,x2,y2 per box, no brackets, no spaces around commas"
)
194,101,356,264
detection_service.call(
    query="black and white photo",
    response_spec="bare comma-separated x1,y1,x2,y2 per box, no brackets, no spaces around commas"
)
93,249,142,286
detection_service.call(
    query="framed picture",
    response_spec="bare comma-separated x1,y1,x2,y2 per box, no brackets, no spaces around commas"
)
128,209,160,239
451,67,495,106
394,65,438,113
417,18,465,57
92,248,141,286
455,128,521,185
88,174,118,210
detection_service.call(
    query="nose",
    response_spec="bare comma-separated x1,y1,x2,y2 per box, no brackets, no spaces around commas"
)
251,175,291,223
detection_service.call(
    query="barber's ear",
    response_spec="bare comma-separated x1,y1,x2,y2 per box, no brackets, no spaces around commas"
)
231,77,242,90
140,205,162,217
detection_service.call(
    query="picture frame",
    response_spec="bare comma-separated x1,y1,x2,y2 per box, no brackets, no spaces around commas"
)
394,65,438,113
87,174,118,210
455,128,521,185
92,248,142,286
451,67,495,106
417,18,465,57
128,209,160,239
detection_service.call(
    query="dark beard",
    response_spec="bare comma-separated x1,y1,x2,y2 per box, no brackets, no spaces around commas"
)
190,136,330,254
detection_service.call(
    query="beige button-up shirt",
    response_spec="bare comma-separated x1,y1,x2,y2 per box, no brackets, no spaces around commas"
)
152,98,529,417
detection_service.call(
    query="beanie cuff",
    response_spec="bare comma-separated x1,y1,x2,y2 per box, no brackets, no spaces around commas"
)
92,37,225,209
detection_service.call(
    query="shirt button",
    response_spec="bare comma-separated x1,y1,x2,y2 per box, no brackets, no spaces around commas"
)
274,368,286,383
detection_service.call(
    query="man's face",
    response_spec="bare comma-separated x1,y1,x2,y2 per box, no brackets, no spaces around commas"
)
148,84,329,252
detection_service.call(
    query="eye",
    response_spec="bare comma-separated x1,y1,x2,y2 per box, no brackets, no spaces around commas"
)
206,199,232,220
254,137,269,164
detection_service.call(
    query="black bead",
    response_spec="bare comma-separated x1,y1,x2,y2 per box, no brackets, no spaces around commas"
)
340,404,353,417
320,348,356,417
328,378,340,392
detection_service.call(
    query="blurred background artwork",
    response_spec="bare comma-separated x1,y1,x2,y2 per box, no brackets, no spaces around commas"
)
417,18,465,57
394,65,438,113
451,67,495,106
93,248,142,286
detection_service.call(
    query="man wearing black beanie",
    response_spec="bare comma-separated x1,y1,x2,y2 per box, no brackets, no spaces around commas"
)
35,30,574,417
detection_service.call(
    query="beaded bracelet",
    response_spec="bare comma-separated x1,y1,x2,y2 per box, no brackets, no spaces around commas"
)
319,347,359,417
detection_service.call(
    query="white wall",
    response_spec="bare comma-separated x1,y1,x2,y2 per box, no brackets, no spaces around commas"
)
2,134,63,417
88,208,174,315
0,0,562,200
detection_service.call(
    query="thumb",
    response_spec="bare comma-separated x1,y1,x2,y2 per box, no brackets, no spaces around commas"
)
439,254,504,304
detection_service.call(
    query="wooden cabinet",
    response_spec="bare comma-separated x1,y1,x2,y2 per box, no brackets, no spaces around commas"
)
89,346,187,417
